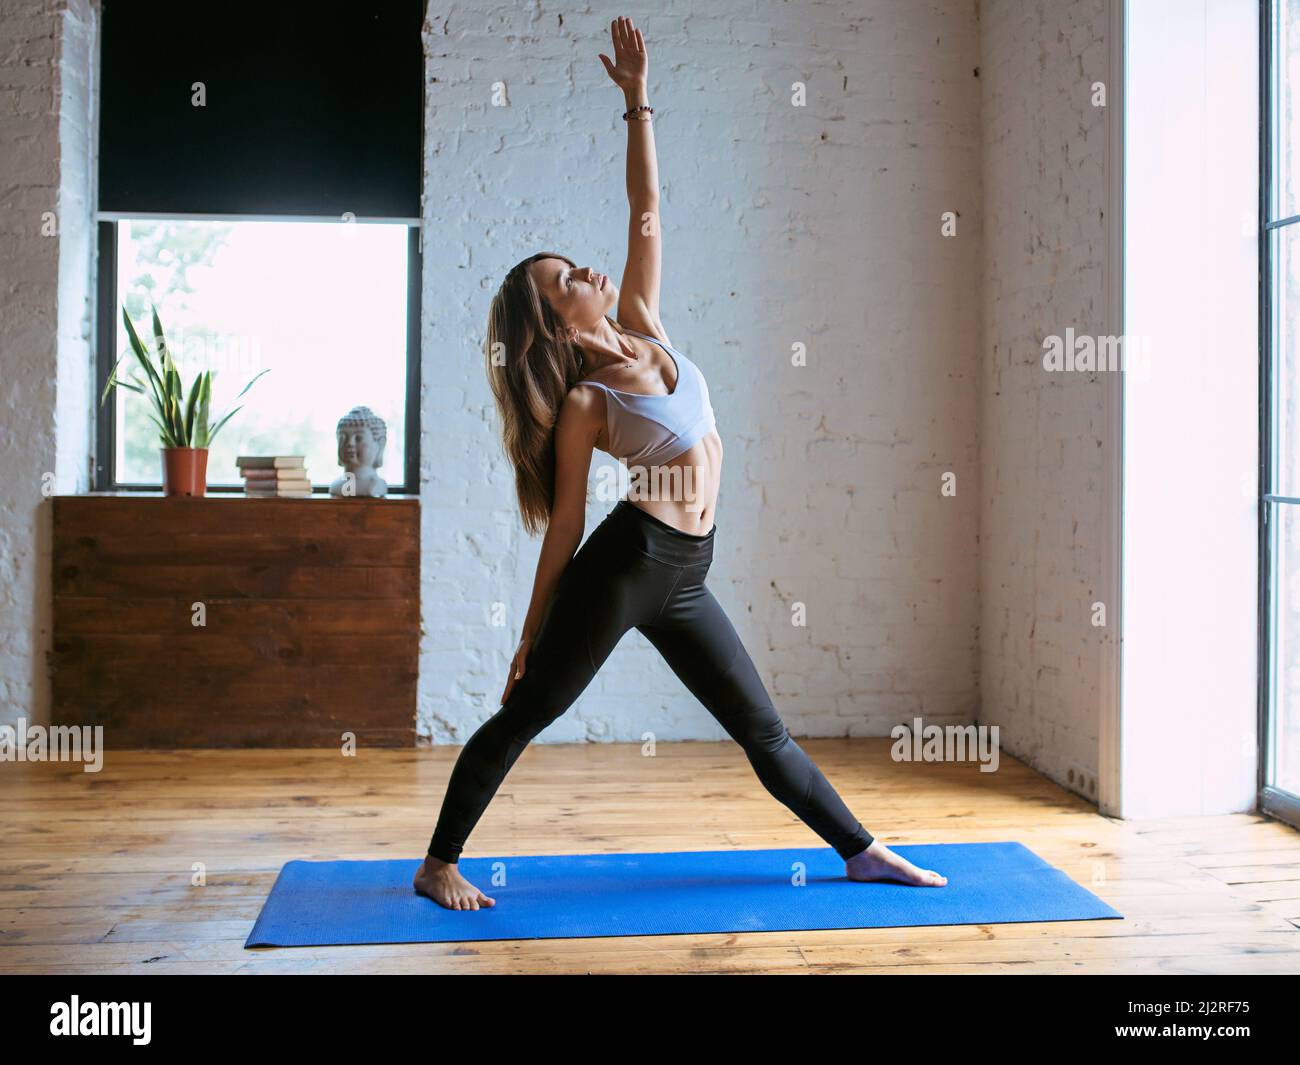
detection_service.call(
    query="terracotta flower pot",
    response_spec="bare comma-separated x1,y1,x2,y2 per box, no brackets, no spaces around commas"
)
161,448,209,497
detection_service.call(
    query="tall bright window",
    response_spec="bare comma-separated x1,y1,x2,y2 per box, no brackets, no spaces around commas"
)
1265,0,1300,823
93,1,423,493
100,218,416,490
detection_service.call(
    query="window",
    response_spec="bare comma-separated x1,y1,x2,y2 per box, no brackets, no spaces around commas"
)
96,216,420,491
1264,0,1300,822
92,0,424,493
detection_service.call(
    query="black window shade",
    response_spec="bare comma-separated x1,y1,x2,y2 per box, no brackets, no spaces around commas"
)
98,0,424,218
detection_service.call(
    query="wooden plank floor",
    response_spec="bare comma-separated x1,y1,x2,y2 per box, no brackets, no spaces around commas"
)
2,739,1298,974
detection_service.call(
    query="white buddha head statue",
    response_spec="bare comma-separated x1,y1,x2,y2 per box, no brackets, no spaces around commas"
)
332,405,389,497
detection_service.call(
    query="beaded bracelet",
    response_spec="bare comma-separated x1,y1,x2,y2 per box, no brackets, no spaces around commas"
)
623,104,654,121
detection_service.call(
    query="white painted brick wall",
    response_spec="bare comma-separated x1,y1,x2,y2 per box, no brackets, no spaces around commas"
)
0,0,96,732
0,1,1114,787
978,0,1111,795
54,0,95,493
418,2,984,746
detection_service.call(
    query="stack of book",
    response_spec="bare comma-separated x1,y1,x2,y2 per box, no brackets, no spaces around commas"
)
236,456,312,497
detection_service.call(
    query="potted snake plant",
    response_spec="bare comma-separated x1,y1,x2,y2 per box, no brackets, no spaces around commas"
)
100,305,268,497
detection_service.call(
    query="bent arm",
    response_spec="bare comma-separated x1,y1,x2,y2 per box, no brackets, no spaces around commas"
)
519,388,601,641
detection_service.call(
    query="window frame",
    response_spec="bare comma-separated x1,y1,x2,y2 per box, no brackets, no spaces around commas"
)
92,214,422,495
1260,0,1300,827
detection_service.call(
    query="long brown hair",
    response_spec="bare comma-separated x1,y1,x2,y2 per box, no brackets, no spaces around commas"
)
484,251,615,535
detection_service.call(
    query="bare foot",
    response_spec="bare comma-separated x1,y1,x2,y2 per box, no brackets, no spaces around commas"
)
413,855,497,910
845,840,947,886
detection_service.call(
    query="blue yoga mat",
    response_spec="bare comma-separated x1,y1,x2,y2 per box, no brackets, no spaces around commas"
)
244,842,1121,947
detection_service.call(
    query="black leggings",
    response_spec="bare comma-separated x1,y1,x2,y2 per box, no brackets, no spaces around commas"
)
426,500,874,864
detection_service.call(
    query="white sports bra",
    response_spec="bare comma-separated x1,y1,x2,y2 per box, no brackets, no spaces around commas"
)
577,327,717,466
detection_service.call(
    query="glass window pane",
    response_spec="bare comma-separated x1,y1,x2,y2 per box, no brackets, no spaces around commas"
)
1271,503,1300,796
1274,1,1300,220
1271,222,1300,495
112,218,409,487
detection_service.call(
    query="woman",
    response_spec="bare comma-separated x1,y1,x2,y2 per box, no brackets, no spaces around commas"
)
415,16,947,910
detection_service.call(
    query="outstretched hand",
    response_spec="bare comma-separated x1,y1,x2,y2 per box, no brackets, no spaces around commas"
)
598,16,648,91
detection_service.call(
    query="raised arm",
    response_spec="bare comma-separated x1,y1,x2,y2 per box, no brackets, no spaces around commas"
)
599,16,663,337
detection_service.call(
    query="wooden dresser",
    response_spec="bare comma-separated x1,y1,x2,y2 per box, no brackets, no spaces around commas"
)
51,494,419,747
